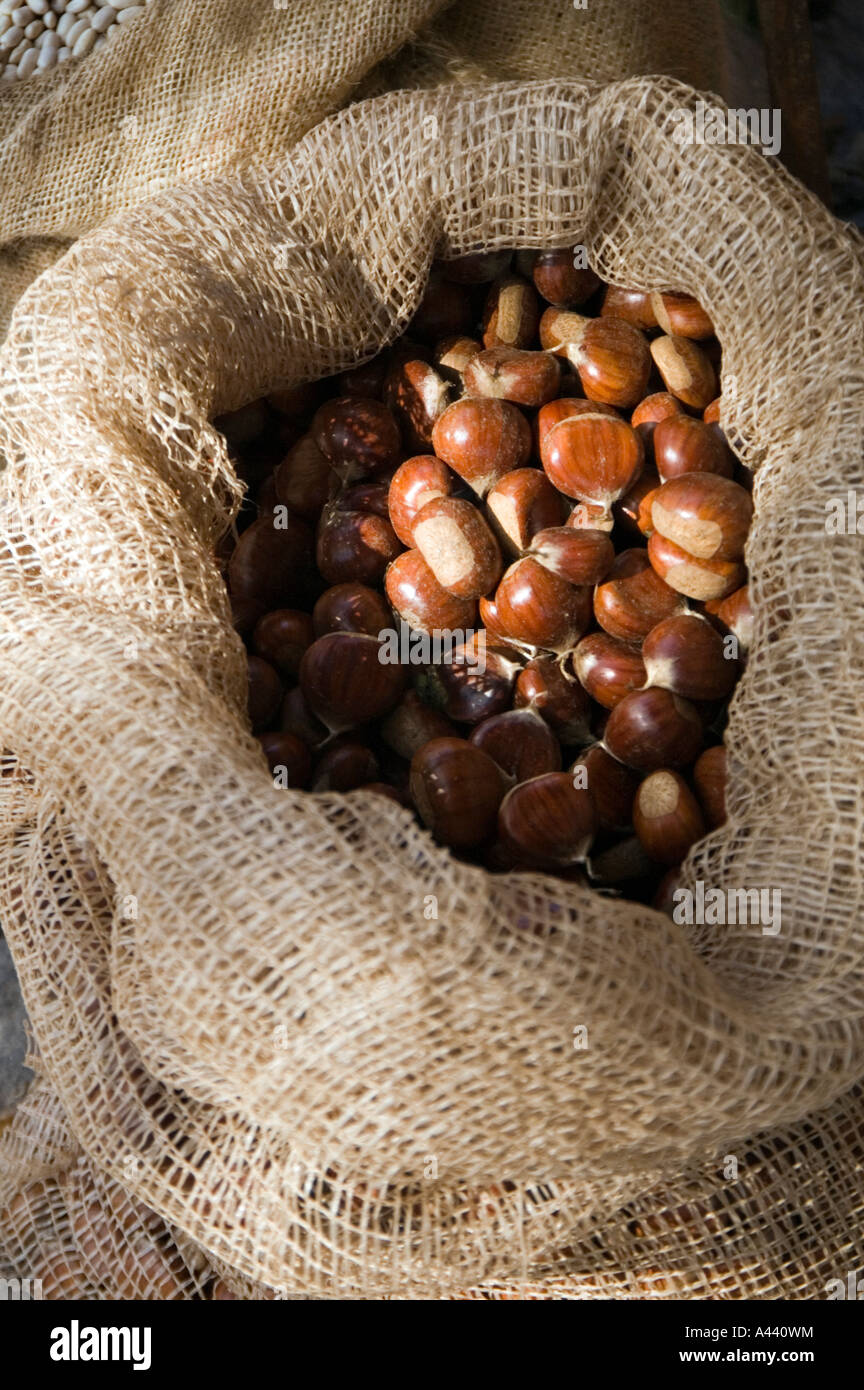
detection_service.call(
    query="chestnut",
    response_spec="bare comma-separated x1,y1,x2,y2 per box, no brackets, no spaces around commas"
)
649,335,717,411
587,836,656,886
652,415,733,483
486,468,566,554
358,781,410,805
412,496,503,599
527,527,615,587
642,613,738,700
600,285,658,331
650,292,714,340
481,274,541,350
633,769,706,865
385,550,478,634
539,310,651,408
410,272,475,341
383,358,451,451
566,501,616,533
514,655,592,744
431,398,532,497
536,396,619,456
380,689,458,760
603,688,703,771
257,731,313,787
540,411,643,514
531,250,600,307
311,739,380,792
703,397,721,424
252,609,315,680
299,632,407,732
433,334,482,383
705,584,753,652
613,466,661,537
693,744,727,828
316,503,402,587
463,347,561,407
647,531,746,601
272,436,334,519
427,642,519,726
311,396,401,478
497,772,596,867
247,654,284,731
494,557,592,652
387,455,455,547
335,480,392,517
410,737,506,848
440,250,512,284
593,548,685,642
631,391,684,430
571,744,639,830
312,583,393,639
651,472,753,563
228,512,314,628
572,632,647,709
469,708,561,781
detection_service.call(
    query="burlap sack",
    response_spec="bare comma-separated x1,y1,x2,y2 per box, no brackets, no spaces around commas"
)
0,0,728,341
0,71,862,1299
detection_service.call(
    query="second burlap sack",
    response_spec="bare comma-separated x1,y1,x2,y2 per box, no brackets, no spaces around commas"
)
0,76,863,1298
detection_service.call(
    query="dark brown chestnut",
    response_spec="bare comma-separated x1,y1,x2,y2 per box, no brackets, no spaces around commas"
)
228,512,314,629
497,772,597,867
258,731,313,787
494,557,592,652
526,527,615,587
652,415,733,483
593,548,686,642
272,436,334,519
425,642,519,726
383,358,451,452
410,272,475,341
410,737,506,848
311,583,393,639
603,688,703,771
531,250,601,307
316,504,402,587
570,744,639,830
440,250,513,284
469,708,562,781
514,656,592,744
642,613,739,700
572,632,648,709
299,632,407,732
247,654,284,731
252,609,315,680
693,744,727,828
312,396,401,479
311,739,380,792
379,690,458,760
633,769,706,865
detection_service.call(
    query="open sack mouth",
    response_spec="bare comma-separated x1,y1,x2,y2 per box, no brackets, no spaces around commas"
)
0,76,861,1299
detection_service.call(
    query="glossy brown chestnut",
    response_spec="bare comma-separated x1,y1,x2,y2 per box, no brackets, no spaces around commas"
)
311,739,380,792
527,526,615,587
299,632,407,732
600,285,658,331
494,557,592,652
642,613,739,700
469,708,561,781
497,773,597,867
693,744,727,828
540,411,643,510
433,334,482,383
228,512,314,628
651,472,753,562
531,251,601,307
247,654,284,731
649,335,717,411
387,455,455,547
410,273,475,341
463,347,561,407
652,415,733,483
412,496,503,599
650,292,714,340
311,583,393,639
572,632,648,709
335,480,392,517
252,609,315,680
257,731,313,788
633,769,706,865
570,744,639,830
704,584,753,652
482,274,541,349
311,396,401,478
379,690,458,760
273,436,334,519
603,688,704,771
593,548,685,642
702,397,721,424
535,396,619,455
384,550,478,634
410,737,506,848
316,504,402,586
540,310,651,408
431,398,532,496
383,359,451,452
647,531,746,601
613,467,661,537
485,468,566,554
566,501,616,532
630,393,684,429
425,642,519,726
514,656,592,744
440,250,512,284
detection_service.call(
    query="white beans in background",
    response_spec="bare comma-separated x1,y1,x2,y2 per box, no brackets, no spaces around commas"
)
28,0,49,12
65,0,91,11
24,17,43,36
70,23,93,54
0,0,20,14
10,7,34,23
16,41,36,72
0,24,23,47
63,14,87,42
0,15,11,34
115,4,143,18
111,0,144,8
55,10,73,35
42,7,54,22
9,35,28,59
91,5,115,31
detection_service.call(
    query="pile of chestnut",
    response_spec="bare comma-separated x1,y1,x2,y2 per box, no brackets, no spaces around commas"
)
217,247,753,910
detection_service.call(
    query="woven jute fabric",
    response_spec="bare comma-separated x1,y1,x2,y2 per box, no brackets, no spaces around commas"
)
0,72,862,1298
0,0,727,342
